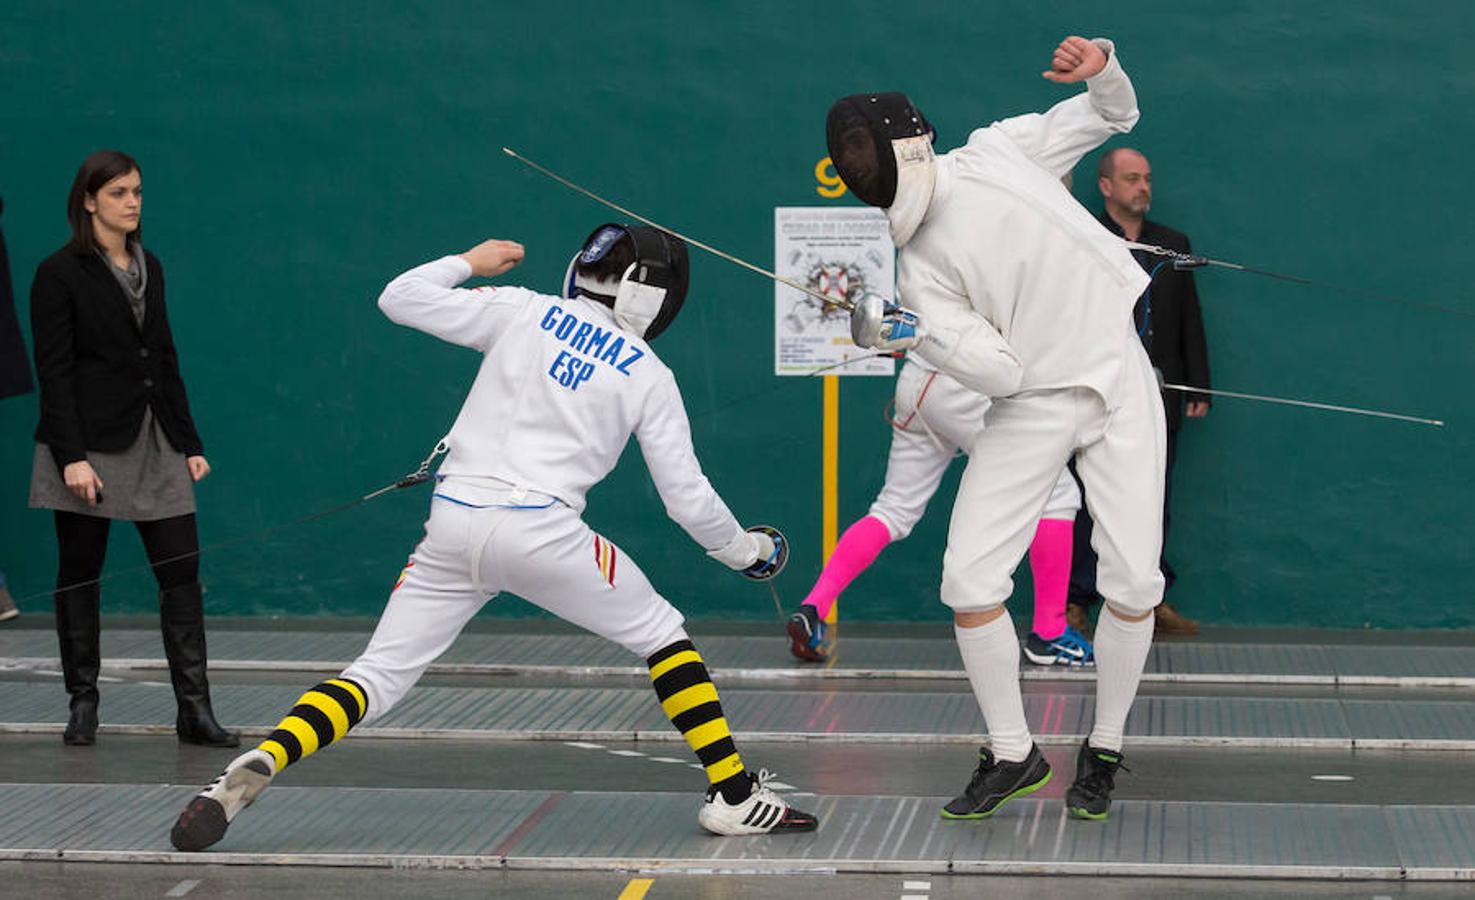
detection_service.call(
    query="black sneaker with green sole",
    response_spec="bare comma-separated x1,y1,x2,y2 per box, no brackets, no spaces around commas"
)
1065,741,1125,821
940,744,1051,820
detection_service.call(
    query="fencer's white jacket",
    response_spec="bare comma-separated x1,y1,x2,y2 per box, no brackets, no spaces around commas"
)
378,256,759,568
902,39,1152,407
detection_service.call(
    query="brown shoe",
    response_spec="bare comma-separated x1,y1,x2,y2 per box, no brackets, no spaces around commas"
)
1154,602,1200,636
1065,604,1091,637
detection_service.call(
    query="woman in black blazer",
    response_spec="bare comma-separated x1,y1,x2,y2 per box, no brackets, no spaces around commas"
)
29,150,237,748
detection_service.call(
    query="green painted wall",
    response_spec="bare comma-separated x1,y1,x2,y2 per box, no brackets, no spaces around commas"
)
1,2,1469,627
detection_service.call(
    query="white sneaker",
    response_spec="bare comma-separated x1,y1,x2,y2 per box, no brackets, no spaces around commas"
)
170,748,277,851
697,770,818,836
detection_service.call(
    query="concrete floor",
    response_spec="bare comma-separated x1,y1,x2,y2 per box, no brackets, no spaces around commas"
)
7,861,1475,900
2,618,1474,898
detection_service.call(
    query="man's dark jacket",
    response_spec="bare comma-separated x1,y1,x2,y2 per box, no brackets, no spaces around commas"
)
0,196,36,400
1100,213,1212,431
30,243,203,470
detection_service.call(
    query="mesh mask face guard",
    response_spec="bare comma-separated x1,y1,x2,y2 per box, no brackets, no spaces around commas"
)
562,223,690,340
825,92,934,208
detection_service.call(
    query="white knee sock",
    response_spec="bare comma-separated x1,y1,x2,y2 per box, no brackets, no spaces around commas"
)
954,614,1032,762
1088,605,1155,752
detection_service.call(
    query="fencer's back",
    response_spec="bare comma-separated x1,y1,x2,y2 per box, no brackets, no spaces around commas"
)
445,288,665,509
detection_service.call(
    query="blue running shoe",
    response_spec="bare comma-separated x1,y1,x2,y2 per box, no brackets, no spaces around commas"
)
786,605,829,662
1024,624,1094,667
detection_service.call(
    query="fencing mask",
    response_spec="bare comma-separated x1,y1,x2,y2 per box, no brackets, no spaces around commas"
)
563,223,689,340
826,93,936,246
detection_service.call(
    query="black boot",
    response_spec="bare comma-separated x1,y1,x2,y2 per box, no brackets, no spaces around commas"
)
55,584,102,746
160,583,239,747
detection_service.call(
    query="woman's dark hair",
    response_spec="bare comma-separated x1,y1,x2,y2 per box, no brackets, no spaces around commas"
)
66,150,141,254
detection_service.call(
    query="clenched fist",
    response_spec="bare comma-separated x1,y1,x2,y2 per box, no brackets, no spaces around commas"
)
460,238,526,278
1042,35,1108,84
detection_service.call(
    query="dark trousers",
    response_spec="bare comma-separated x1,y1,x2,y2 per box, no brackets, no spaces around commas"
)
55,511,200,594
53,511,200,705
1068,425,1179,609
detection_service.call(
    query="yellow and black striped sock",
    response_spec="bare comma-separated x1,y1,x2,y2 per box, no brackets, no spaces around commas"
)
257,677,367,772
647,639,753,804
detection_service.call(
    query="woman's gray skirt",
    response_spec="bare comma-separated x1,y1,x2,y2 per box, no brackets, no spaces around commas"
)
30,408,196,521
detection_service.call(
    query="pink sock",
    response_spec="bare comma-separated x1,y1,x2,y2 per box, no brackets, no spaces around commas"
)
1029,518,1074,640
801,515,892,620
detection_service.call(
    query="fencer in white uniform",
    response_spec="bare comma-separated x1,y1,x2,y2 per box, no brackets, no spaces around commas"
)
829,35,1164,821
171,226,816,853
872,359,1081,543
785,352,1090,668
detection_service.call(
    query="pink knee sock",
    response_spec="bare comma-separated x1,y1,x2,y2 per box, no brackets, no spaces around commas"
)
800,515,892,620
1029,518,1074,640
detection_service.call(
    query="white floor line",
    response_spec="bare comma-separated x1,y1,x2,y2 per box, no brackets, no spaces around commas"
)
164,878,201,897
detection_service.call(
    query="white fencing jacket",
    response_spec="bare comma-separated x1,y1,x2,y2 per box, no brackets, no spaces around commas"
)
378,256,754,562
902,39,1151,407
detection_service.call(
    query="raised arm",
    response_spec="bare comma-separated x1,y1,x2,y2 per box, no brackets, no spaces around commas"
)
376,238,526,351
989,36,1140,178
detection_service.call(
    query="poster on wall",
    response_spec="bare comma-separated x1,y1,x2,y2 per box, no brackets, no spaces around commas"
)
773,207,896,377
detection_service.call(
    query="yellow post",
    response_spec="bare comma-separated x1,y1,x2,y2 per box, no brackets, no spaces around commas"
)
821,374,840,625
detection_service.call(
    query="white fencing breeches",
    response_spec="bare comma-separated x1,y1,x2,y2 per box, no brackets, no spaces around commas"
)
869,361,1080,541
343,485,686,724
940,345,1166,615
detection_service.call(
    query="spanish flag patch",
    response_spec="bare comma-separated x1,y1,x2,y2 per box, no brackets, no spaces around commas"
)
593,535,617,587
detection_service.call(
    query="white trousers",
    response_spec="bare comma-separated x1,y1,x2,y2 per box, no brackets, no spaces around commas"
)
869,360,1080,541
941,344,1167,615
343,481,686,724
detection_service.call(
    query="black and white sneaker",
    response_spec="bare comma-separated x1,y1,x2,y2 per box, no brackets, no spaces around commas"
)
1066,741,1125,821
698,770,818,836
940,744,1051,820
170,748,276,851
786,605,829,663
1024,625,1094,668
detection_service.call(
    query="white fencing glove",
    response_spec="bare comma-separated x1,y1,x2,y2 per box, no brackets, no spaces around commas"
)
707,525,789,580
739,525,787,581
851,293,925,351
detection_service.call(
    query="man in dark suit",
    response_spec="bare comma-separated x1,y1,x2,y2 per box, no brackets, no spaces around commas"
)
1068,148,1211,636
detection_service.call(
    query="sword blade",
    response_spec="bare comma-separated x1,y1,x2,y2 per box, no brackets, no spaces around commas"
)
502,147,854,311
1162,382,1444,427
1125,241,1474,320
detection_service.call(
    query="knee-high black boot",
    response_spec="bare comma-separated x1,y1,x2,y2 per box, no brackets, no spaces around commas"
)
55,584,101,745
160,583,239,747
